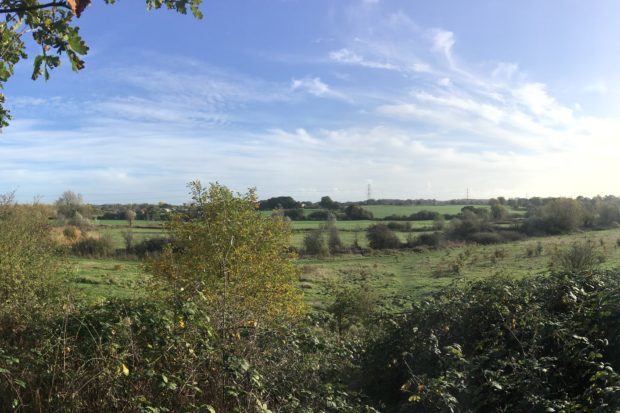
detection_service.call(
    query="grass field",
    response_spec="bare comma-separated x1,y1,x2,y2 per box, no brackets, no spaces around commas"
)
299,227,620,308
67,225,620,310
363,204,482,218
68,258,149,302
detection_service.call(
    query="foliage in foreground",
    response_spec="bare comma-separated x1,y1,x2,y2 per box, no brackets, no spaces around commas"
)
362,270,620,412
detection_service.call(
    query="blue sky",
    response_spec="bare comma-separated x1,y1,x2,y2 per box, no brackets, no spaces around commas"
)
3,0,620,203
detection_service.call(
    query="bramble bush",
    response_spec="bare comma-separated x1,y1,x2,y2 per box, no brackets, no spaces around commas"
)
360,270,620,412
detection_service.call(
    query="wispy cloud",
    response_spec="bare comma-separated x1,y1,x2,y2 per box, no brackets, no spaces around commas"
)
3,6,620,202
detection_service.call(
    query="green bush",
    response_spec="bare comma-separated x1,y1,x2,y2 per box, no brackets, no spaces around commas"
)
549,239,605,273
71,235,115,257
360,270,620,412
303,229,330,256
366,224,401,249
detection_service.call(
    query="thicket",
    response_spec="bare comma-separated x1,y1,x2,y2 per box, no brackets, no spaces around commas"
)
361,270,620,412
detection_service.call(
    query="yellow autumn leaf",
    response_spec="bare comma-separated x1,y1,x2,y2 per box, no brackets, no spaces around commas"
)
408,395,420,402
119,363,129,376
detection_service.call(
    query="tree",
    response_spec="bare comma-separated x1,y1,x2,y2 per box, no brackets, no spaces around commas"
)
490,203,509,220
526,198,584,235
150,182,304,329
55,190,91,219
0,0,203,128
326,213,343,253
125,209,136,227
319,195,339,210
344,204,373,220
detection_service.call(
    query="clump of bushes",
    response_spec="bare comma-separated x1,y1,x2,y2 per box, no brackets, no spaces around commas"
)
408,231,444,248
360,270,620,412
71,234,115,257
366,224,401,249
132,237,172,258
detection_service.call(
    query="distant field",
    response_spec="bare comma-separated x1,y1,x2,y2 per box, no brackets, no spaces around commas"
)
94,219,164,228
290,220,432,231
363,204,485,218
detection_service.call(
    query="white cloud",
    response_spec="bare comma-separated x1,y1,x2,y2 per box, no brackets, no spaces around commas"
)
328,48,398,70
290,77,348,100
431,30,455,62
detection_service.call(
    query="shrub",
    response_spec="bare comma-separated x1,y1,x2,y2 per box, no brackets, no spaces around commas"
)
549,239,605,273
366,224,401,249
327,283,377,336
387,221,412,232
303,229,329,257
71,234,115,257
63,225,80,241
344,205,374,220
361,271,620,412
326,218,344,254
525,198,584,235
283,208,305,220
307,210,329,220
132,237,171,258
0,201,68,332
408,232,443,248
467,231,504,245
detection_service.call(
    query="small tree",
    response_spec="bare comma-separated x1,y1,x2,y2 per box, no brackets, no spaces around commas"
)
319,195,339,210
150,182,304,329
326,213,343,254
125,209,136,227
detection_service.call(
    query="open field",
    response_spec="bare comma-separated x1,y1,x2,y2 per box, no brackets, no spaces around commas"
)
364,204,483,218
100,226,167,249
67,257,149,302
299,227,620,308
67,226,620,308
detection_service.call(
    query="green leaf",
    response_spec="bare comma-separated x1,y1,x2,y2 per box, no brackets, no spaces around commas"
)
67,28,89,55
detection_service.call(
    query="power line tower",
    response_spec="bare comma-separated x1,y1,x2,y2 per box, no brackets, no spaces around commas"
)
367,183,372,201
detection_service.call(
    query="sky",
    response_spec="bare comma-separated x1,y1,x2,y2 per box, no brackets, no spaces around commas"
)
3,0,620,203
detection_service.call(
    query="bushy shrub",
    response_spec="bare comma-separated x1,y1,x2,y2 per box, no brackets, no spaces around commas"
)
549,239,605,273
344,205,374,220
366,224,401,249
525,198,584,235
283,208,305,220
63,225,80,241
467,231,504,245
303,229,329,256
0,300,377,412
408,232,443,248
307,210,329,220
361,271,620,412
132,237,171,258
0,202,67,332
387,221,412,232
71,234,115,257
